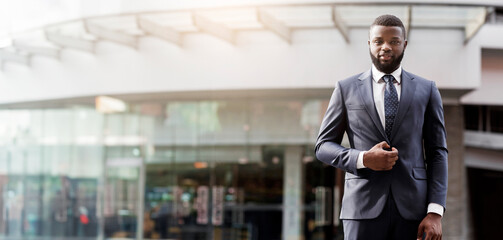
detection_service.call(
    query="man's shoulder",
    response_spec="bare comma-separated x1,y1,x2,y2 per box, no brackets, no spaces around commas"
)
403,70,434,84
337,71,369,87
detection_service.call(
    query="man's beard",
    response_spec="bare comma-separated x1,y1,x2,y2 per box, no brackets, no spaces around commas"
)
370,50,405,74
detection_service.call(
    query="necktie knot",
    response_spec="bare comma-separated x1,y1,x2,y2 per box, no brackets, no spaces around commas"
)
383,74,394,84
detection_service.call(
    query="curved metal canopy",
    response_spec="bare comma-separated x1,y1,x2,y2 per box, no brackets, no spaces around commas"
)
0,2,489,68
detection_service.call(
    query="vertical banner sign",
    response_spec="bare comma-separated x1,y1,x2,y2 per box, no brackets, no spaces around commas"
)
212,186,225,226
315,187,332,226
197,186,209,224
315,187,325,226
104,183,114,216
173,186,183,218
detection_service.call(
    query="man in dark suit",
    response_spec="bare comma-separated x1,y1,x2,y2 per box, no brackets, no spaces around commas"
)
315,15,448,240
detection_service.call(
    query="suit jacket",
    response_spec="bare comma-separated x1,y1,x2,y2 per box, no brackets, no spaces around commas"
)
315,69,448,221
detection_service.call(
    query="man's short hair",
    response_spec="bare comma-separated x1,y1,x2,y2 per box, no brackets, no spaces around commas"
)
370,14,407,39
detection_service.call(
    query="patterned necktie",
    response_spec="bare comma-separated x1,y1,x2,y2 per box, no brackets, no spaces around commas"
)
383,74,399,139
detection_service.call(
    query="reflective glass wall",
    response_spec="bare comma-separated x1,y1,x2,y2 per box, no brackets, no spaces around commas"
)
0,108,104,239
0,96,341,240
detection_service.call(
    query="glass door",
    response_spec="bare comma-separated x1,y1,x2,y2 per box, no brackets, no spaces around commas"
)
102,154,144,239
143,145,286,240
100,111,151,239
142,144,341,240
304,147,340,240
144,157,212,240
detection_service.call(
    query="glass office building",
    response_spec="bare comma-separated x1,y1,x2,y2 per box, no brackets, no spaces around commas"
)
0,95,341,239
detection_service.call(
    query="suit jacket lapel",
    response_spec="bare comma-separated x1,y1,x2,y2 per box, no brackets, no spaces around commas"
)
390,69,417,140
357,69,387,141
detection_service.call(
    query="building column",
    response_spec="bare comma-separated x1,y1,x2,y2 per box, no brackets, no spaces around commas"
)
283,146,304,240
442,104,470,240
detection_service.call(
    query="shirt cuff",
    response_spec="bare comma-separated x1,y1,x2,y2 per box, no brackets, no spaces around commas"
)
427,203,444,217
357,151,367,169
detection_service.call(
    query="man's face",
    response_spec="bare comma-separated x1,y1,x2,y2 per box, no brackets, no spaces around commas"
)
368,25,407,74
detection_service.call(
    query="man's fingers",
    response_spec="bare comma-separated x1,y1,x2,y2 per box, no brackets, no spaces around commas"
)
386,151,398,157
424,231,432,240
417,224,425,240
424,228,441,240
385,152,399,163
379,141,390,149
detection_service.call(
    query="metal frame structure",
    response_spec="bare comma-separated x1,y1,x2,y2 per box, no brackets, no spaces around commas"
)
0,2,491,68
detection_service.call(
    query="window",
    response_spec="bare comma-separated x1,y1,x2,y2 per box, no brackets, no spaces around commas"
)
464,105,480,131
489,107,503,133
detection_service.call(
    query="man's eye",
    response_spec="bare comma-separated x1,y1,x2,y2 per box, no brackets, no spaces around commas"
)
374,40,382,44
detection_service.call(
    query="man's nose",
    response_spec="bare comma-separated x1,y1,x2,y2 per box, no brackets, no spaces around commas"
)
381,42,392,51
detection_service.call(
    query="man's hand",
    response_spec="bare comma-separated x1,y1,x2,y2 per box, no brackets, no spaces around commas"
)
362,141,398,171
417,213,442,240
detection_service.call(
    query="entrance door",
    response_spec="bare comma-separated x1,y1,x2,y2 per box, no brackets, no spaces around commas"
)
102,155,144,239
144,158,212,239
142,144,338,240
143,145,285,240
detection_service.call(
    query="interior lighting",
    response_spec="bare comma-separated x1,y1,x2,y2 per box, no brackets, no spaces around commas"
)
194,162,208,169
238,157,248,164
303,156,314,163
95,96,127,113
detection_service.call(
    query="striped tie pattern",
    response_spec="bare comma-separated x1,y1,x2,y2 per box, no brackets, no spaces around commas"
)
383,74,399,139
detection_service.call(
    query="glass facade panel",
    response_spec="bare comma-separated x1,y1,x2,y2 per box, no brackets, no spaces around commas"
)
0,108,103,238
0,96,339,240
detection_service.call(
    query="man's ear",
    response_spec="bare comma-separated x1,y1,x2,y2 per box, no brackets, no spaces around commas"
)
404,40,408,49
368,40,370,46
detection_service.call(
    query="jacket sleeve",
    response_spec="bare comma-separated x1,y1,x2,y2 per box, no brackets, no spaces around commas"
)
315,81,361,175
423,81,449,209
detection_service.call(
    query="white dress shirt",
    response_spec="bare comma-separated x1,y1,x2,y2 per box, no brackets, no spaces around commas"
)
356,64,444,217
